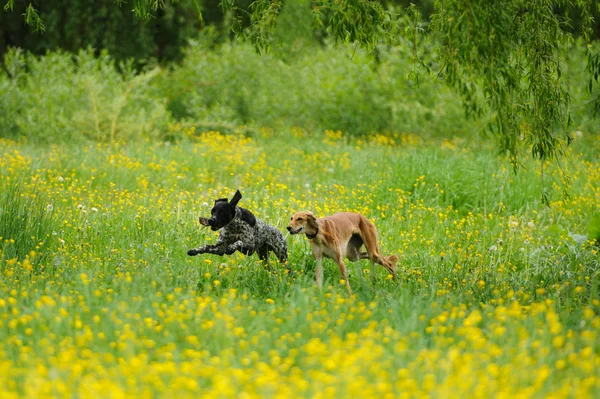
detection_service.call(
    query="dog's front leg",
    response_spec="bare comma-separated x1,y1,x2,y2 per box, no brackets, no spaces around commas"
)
225,240,254,255
315,257,324,290
187,242,226,256
311,245,325,290
334,253,353,295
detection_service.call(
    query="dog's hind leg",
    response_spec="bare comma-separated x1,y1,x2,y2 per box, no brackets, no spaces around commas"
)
359,219,397,280
346,234,370,262
257,245,270,269
270,241,292,275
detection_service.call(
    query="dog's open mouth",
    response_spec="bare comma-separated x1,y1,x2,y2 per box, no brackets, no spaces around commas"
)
199,217,211,227
289,227,303,235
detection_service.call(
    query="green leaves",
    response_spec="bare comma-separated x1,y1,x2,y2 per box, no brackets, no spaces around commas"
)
246,0,282,53
431,0,595,169
588,213,600,245
24,3,45,33
313,0,392,50
586,46,600,115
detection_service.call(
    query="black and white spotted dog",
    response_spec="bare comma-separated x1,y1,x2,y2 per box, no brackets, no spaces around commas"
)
187,190,288,268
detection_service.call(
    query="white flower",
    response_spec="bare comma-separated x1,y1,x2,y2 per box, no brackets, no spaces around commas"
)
46,204,54,212
57,176,64,182
527,221,535,229
91,207,99,212
488,245,498,252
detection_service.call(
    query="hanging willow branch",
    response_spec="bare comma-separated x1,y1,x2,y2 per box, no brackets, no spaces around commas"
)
431,0,596,169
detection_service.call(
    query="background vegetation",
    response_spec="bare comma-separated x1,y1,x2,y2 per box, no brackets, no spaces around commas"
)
1,1,599,149
0,1,600,397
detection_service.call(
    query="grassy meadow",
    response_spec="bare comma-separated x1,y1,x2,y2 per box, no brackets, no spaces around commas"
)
1,126,599,397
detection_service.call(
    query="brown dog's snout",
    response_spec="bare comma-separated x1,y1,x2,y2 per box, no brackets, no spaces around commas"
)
286,225,292,232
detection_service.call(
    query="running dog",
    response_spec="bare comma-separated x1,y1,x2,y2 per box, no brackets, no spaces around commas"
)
287,211,397,294
188,190,288,268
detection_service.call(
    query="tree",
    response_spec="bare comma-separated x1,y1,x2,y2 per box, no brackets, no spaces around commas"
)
3,0,600,173
240,1,600,180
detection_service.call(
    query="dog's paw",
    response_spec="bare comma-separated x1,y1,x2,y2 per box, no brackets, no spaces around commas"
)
187,249,199,256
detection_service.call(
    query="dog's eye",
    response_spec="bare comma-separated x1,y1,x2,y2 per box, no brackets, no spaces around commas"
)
298,217,303,221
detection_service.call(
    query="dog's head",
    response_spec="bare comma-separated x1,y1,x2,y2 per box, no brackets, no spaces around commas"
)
200,190,244,231
287,211,318,235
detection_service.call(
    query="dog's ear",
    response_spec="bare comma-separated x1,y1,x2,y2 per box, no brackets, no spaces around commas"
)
214,198,228,205
239,207,257,227
230,190,242,207
305,212,318,229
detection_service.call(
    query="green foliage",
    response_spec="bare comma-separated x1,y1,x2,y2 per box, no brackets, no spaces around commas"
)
2,37,599,144
0,0,204,62
229,0,599,167
0,183,57,271
158,38,468,136
0,48,169,143
2,0,599,167
587,47,600,114
271,0,317,59
23,3,45,33
431,0,595,169
313,0,392,48
589,213,600,245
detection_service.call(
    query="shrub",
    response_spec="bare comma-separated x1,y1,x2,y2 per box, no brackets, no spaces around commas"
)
158,37,473,137
0,48,169,143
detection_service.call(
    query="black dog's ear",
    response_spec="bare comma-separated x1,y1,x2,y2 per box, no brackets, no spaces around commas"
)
214,198,228,204
230,190,242,207
239,208,257,227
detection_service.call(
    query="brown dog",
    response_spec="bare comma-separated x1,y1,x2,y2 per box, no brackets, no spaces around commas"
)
287,211,398,294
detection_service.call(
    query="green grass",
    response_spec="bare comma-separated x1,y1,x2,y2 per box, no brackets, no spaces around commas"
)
0,131,599,397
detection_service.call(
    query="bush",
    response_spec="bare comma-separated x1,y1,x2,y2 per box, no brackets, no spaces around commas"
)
0,48,169,143
158,37,473,137
1,36,596,143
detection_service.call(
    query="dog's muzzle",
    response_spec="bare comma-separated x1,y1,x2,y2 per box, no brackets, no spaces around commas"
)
199,217,220,231
199,217,211,226
287,226,302,235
